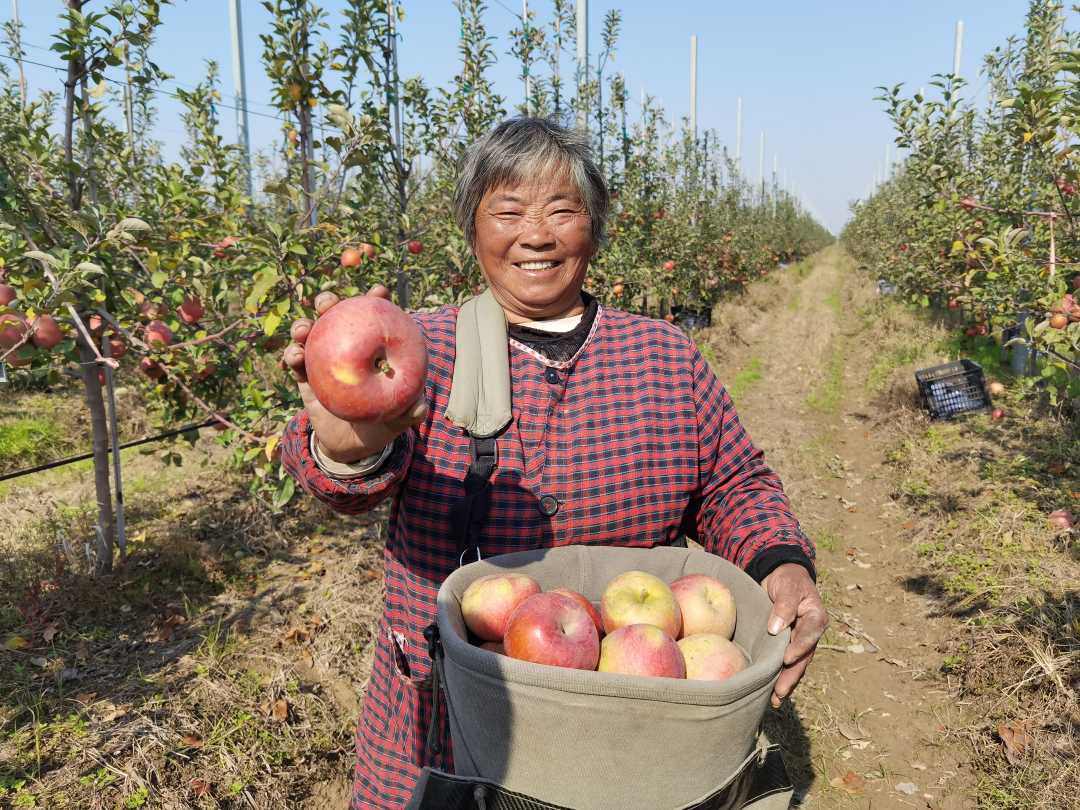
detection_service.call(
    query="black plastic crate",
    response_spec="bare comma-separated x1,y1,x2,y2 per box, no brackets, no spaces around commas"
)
915,359,991,419
671,305,712,330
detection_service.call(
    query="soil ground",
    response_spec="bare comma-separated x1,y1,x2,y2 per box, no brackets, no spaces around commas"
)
4,245,1077,809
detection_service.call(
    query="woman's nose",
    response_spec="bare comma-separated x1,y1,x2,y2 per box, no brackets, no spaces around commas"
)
518,215,556,251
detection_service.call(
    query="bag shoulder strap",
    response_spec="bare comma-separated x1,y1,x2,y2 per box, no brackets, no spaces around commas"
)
449,434,498,565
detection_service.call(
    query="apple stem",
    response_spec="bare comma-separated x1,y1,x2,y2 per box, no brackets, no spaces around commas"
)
376,357,394,377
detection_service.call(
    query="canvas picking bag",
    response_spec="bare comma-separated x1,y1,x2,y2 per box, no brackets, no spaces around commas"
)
410,545,794,810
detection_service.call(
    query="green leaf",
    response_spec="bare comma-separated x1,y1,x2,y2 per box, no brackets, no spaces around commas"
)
75,261,103,275
272,476,296,510
245,267,279,313
262,311,282,336
25,250,59,267
150,270,167,288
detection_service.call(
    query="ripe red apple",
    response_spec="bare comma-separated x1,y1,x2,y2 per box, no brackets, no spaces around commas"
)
947,299,960,310
145,320,174,347
678,633,748,682
407,239,423,255
597,624,685,678
30,315,65,349
1050,313,1069,330
107,337,127,359
479,641,505,655
177,296,204,325
600,570,681,639
988,381,1006,397
991,407,1006,421
195,360,217,381
0,283,15,306
663,260,676,271
460,573,542,642
140,356,165,379
669,574,737,639
340,247,364,268
140,300,166,321
664,313,675,323
503,592,600,670
1049,509,1074,530
359,242,378,260
0,311,27,349
303,295,429,423
549,588,604,637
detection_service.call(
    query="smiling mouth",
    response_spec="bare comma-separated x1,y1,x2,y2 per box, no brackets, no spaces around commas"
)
514,260,562,271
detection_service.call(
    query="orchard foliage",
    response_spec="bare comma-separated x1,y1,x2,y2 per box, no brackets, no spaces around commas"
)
843,0,1080,407
0,0,829,572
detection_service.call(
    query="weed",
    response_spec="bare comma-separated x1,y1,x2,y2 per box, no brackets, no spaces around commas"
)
726,357,763,401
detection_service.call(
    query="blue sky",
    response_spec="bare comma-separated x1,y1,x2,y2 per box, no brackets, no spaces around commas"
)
4,1,1059,233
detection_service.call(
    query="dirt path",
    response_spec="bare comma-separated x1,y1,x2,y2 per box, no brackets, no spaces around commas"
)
703,247,974,809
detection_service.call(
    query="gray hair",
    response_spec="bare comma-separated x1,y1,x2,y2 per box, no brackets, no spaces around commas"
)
454,117,609,252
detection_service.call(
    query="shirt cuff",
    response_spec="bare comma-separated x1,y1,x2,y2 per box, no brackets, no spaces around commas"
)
745,544,817,584
309,433,394,480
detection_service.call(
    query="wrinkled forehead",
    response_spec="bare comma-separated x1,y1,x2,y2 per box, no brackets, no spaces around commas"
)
479,152,583,204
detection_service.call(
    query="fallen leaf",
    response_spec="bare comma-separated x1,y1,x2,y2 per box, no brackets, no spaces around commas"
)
895,782,918,795
300,649,315,670
74,640,90,662
829,770,865,795
880,656,909,668
911,762,927,771
283,626,309,644
272,698,289,722
42,624,59,643
119,604,132,613
73,691,98,704
181,734,205,749
901,520,915,530
190,778,211,797
164,613,187,627
4,635,29,651
837,717,867,742
30,656,49,668
846,643,866,654
95,701,128,722
997,720,1032,765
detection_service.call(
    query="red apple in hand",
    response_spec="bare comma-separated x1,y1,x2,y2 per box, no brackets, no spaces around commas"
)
461,573,542,642
678,633,747,682
601,570,681,638
597,624,685,678
303,295,429,422
504,592,600,670
479,641,505,655
549,588,604,637
669,574,737,639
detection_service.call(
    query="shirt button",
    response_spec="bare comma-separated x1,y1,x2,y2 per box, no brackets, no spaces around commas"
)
538,495,559,516
544,367,561,384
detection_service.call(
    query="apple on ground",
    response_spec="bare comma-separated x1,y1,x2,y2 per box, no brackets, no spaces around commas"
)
669,574,737,639
600,570,681,639
303,295,429,423
663,260,676,271
30,315,65,349
503,592,600,670
549,588,604,637
1049,509,1074,531
597,624,685,678
987,381,1006,397
991,407,1006,421
460,573,541,642
678,633,748,682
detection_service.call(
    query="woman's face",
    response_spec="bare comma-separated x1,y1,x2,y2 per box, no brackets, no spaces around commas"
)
473,173,595,323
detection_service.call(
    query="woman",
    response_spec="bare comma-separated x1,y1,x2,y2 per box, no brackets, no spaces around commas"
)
280,117,827,809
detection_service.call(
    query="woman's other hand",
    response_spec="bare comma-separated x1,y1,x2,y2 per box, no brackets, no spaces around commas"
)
761,563,829,708
282,285,428,463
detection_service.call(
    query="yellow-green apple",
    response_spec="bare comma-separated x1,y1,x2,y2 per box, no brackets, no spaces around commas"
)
669,574,737,639
503,592,600,670
549,587,604,636
461,573,541,642
677,633,748,682
303,295,429,422
597,624,685,678
600,570,682,638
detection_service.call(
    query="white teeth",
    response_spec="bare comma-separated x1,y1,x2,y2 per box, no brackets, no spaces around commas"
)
518,261,559,270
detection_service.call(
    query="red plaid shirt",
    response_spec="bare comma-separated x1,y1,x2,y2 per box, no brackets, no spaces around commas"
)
280,304,814,809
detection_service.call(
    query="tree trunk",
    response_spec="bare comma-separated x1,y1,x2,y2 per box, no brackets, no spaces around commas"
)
79,336,115,575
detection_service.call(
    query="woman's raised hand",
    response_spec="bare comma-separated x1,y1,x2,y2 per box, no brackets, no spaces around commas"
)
282,285,428,464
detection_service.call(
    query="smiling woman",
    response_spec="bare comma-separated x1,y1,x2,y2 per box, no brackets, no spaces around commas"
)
278,116,827,810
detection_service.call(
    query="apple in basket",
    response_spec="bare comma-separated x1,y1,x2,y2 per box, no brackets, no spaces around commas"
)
461,573,541,642
549,587,604,636
597,624,686,678
600,570,682,639
669,574,737,639
503,592,600,670
678,634,748,682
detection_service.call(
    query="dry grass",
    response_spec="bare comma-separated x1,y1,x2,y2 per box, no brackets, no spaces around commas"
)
0,458,386,808
862,293,1080,810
